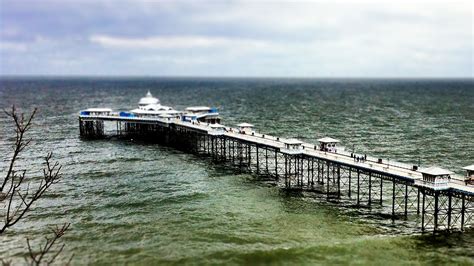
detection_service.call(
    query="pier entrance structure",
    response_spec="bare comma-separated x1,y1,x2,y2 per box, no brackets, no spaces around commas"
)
79,92,474,233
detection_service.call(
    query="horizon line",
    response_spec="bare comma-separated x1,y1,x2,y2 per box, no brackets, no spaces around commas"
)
1,74,473,80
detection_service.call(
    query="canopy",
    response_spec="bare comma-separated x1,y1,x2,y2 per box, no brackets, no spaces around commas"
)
237,123,254,128
210,124,226,129
462,165,474,171
186,106,211,112
83,108,112,112
420,167,453,176
131,108,173,114
283,138,303,145
317,137,340,143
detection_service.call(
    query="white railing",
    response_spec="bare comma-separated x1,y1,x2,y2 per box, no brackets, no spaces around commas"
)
415,180,450,190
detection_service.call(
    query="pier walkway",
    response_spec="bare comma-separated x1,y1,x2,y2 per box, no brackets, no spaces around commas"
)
79,110,474,233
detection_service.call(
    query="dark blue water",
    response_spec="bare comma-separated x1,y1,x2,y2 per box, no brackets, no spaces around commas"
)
0,78,473,264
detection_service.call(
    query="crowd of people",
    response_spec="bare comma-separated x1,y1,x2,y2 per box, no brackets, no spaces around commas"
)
351,153,367,163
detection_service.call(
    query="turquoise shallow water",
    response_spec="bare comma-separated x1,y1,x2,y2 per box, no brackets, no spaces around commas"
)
0,78,473,265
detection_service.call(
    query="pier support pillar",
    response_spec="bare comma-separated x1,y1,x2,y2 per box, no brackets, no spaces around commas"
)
422,190,426,232
434,191,439,231
256,145,260,175
337,166,341,199
368,172,372,206
357,169,360,206
326,161,330,199
275,150,278,180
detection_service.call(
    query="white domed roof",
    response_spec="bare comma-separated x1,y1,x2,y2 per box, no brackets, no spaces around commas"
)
139,91,159,105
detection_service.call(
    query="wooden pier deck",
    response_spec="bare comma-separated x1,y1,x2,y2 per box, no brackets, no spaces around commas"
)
79,113,474,232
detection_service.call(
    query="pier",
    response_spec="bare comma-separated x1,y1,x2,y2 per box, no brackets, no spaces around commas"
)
79,92,474,232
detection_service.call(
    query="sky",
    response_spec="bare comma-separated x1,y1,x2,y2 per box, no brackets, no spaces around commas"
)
0,0,472,77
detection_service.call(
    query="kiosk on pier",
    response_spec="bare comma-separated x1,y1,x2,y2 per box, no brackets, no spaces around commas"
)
237,123,254,135
281,139,304,154
209,124,226,135
420,167,452,189
317,137,340,153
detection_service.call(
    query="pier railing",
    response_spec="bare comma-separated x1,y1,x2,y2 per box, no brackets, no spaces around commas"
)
78,112,474,232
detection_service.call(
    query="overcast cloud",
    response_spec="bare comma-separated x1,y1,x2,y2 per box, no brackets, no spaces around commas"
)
0,0,472,77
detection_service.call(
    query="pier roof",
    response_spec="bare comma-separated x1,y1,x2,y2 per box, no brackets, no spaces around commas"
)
317,137,340,143
420,167,453,176
210,124,226,128
283,139,303,145
186,106,211,112
463,165,474,171
237,123,254,128
159,114,176,118
132,104,173,112
139,91,159,105
84,108,112,112
130,108,176,114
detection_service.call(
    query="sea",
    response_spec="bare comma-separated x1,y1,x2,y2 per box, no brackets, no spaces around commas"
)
0,77,473,265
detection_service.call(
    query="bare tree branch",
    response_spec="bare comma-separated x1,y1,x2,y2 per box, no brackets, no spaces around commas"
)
1,106,70,265
1,106,37,192
0,152,62,234
25,223,71,266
